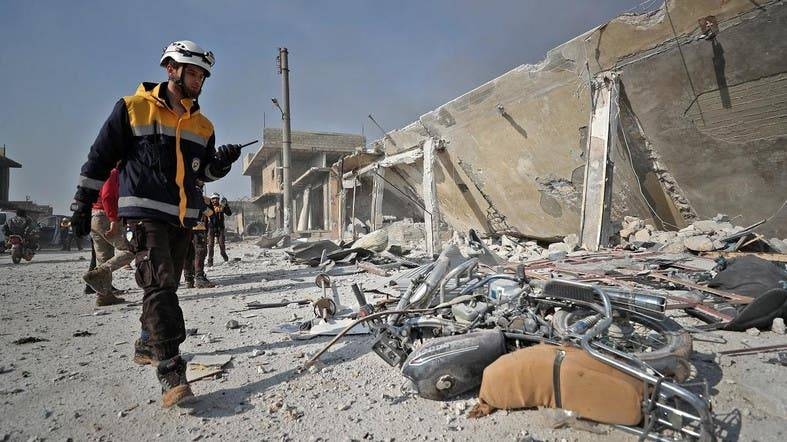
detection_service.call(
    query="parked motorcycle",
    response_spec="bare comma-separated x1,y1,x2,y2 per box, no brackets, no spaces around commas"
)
7,234,35,264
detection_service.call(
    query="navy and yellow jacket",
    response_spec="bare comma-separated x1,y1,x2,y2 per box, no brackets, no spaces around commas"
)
77,82,230,228
207,203,232,230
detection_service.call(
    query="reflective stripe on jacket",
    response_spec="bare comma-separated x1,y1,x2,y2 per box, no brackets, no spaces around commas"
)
77,82,230,227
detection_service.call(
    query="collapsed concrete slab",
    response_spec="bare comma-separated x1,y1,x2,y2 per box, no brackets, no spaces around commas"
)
348,0,787,240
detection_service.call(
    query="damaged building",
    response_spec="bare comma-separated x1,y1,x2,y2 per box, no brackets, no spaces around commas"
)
341,0,787,249
242,129,365,237
0,146,52,219
243,128,424,240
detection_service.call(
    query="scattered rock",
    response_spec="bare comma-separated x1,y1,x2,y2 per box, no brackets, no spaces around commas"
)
684,235,716,252
772,318,786,335
225,320,240,329
284,406,303,421
633,229,651,242
746,327,761,336
661,241,687,253
561,233,578,249
268,398,284,414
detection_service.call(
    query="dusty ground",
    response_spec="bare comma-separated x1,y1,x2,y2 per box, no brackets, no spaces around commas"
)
1,240,785,441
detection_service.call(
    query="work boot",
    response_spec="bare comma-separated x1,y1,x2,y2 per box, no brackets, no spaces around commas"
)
221,252,229,262
156,355,193,408
185,279,195,289
195,276,216,288
84,284,96,295
83,266,112,296
96,292,126,306
133,339,157,366
206,259,213,267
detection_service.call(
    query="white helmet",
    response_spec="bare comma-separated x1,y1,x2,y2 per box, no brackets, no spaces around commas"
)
210,193,220,199
160,40,215,77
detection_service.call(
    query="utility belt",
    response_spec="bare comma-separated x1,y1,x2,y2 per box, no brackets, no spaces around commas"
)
91,209,107,217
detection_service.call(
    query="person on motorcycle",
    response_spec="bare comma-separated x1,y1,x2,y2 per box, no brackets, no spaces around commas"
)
3,209,39,251
69,40,242,407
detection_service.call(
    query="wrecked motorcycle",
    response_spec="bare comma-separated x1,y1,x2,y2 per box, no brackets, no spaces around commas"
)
373,253,692,381
307,247,713,440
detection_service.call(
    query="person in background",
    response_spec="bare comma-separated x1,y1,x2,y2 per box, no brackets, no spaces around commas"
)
82,165,134,306
184,182,216,288
59,216,72,251
206,193,232,266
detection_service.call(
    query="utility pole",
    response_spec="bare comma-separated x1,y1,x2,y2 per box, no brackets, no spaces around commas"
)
277,48,293,235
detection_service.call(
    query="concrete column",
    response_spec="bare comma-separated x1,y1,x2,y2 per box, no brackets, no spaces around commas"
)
338,188,346,241
0,166,9,202
370,169,385,230
298,186,311,232
323,177,330,231
580,72,619,251
423,138,440,255
292,197,298,232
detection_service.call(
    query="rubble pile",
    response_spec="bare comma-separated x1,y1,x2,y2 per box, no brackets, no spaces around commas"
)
470,215,787,264
296,212,786,440
618,215,787,254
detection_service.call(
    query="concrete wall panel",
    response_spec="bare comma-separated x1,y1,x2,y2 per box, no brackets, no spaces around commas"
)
377,0,787,237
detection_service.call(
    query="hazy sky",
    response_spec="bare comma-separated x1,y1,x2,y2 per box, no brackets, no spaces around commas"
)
0,0,658,214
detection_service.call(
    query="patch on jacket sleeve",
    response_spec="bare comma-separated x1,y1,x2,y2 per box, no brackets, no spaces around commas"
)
191,157,201,172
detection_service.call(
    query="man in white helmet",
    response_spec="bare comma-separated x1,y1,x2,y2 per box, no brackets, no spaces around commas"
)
206,192,232,266
70,40,243,407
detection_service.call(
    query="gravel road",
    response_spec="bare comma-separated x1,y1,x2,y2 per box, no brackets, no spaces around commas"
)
1,242,784,441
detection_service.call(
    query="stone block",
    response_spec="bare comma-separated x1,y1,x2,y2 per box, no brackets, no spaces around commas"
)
634,229,651,242
684,235,716,252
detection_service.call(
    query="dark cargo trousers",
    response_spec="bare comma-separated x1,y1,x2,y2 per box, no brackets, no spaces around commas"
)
183,230,208,281
128,220,190,360
207,228,227,263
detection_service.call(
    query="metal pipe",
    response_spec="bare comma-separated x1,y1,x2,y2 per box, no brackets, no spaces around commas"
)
458,275,520,296
603,288,667,315
439,258,478,304
350,178,357,240
278,48,293,235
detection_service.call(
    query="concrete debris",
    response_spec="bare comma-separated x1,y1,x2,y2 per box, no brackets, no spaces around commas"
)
684,235,717,252
772,318,786,335
352,229,388,253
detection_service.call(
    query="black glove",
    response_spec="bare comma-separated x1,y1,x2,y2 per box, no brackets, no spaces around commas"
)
215,144,241,167
70,202,92,237
70,187,99,237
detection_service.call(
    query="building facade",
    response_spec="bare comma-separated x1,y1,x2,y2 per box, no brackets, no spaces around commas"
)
242,128,365,237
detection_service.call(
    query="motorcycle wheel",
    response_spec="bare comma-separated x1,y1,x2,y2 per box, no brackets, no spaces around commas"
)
12,251,22,264
551,308,692,380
